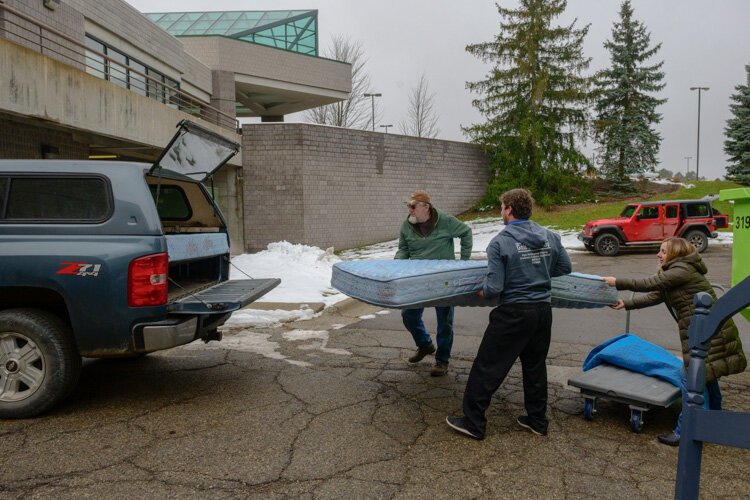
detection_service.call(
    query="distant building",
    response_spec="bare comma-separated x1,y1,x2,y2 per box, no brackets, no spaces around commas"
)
0,0,351,251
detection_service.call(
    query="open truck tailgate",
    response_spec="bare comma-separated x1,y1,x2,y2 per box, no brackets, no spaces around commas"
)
168,278,281,314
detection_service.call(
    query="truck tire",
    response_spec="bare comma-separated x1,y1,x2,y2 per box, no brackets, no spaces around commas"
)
684,229,708,253
594,233,620,257
0,309,81,419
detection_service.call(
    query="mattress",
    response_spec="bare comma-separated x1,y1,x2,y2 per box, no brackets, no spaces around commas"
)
331,260,618,309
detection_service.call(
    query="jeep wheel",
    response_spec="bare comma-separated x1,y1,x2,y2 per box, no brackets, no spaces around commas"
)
685,230,708,253
0,309,81,419
594,234,620,257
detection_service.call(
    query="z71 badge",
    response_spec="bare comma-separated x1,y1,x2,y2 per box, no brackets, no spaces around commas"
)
57,262,102,277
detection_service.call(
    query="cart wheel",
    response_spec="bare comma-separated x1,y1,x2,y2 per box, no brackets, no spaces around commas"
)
583,398,595,421
629,410,643,433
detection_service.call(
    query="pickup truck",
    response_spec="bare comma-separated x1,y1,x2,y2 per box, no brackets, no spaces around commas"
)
578,196,729,256
0,121,279,418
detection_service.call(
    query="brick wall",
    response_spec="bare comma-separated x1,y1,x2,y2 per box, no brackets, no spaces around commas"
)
1,0,86,69
0,119,88,159
64,0,184,74
242,124,489,252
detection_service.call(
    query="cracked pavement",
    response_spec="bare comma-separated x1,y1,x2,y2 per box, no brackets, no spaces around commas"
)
1,248,749,498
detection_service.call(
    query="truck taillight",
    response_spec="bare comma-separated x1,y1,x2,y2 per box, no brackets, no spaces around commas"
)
128,253,168,307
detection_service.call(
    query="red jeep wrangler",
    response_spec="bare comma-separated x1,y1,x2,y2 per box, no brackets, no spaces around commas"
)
578,196,729,256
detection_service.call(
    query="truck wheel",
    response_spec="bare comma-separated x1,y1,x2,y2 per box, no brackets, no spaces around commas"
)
0,309,81,419
594,234,620,256
684,230,708,253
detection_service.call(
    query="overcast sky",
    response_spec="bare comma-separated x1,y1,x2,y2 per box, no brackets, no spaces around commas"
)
126,0,750,180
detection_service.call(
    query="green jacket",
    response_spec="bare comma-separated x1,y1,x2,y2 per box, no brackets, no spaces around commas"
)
395,208,472,260
617,251,747,381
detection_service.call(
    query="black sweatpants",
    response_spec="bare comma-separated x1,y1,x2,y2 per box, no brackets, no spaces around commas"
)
462,302,553,437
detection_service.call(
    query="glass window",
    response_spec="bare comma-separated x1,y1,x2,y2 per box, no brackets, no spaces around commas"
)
621,205,637,218
149,185,191,220
147,68,165,103
108,49,128,88
6,177,111,221
665,205,678,218
0,177,8,217
129,59,146,96
84,35,106,79
165,77,180,109
639,206,659,219
686,203,710,218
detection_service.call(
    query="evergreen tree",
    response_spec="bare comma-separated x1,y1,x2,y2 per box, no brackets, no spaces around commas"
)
724,64,750,184
464,0,591,206
593,1,666,189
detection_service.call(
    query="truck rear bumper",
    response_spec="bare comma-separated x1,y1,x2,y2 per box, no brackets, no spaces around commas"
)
133,316,199,352
131,311,230,352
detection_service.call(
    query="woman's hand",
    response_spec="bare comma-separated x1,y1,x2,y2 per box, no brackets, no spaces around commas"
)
609,299,625,310
602,276,617,287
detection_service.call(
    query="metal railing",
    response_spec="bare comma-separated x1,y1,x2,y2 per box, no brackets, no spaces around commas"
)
0,3,238,131
674,275,750,499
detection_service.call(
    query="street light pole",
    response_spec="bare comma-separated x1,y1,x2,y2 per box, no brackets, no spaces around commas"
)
684,156,692,179
379,124,393,134
363,93,381,132
689,86,709,181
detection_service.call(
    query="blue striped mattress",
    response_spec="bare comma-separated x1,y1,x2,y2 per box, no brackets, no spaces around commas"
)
331,260,618,309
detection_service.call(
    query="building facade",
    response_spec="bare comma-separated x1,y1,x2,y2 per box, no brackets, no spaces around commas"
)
1,0,489,253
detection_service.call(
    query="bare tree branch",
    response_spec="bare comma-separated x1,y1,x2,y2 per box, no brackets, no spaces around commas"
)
304,35,374,129
399,73,439,138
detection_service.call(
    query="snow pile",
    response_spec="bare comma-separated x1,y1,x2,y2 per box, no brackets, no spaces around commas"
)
230,241,347,306
222,219,732,329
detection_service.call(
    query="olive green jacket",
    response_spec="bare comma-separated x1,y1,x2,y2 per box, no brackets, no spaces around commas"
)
395,208,472,261
616,251,746,381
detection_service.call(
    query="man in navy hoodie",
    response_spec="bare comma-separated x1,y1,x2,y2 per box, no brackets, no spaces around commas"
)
446,188,571,439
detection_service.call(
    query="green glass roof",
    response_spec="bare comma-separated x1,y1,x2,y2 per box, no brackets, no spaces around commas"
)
145,10,318,56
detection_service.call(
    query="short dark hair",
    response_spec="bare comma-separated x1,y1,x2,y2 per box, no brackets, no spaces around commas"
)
500,188,534,219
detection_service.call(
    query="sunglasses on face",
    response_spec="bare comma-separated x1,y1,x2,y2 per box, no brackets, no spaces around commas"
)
407,202,423,209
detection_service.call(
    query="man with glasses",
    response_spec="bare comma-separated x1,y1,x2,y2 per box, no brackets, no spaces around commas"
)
395,190,473,377
446,188,571,439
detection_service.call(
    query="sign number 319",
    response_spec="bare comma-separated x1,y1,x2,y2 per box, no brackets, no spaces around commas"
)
736,215,750,230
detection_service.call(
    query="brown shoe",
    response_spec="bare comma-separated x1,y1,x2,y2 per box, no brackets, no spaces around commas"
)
408,343,436,363
430,362,449,377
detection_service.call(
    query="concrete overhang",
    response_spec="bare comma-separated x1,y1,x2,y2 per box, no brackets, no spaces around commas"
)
0,38,241,166
180,36,352,118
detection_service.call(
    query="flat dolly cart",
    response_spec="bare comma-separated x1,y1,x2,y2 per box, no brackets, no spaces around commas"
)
567,285,726,432
567,363,680,432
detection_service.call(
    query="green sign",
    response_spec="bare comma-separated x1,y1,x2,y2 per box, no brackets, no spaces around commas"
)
720,188,750,322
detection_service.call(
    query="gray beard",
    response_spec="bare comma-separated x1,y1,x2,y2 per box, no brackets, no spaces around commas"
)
408,215,418,224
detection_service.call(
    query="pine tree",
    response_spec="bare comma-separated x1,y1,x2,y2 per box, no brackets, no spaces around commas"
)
593,1,666,189
724,64,750,185
464,0,591,206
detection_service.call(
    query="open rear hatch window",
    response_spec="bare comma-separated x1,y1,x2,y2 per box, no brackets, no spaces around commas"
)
150,120,240,182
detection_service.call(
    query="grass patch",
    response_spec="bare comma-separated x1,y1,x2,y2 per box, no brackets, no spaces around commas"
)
461,180,744,231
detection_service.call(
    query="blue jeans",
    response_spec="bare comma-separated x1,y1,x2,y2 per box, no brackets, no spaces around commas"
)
674,368,722,436
401,306,454,364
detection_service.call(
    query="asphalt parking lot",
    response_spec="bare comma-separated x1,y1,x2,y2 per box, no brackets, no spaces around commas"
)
1,246,748,498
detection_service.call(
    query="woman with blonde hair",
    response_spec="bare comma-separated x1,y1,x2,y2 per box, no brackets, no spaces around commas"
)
603,237,746,446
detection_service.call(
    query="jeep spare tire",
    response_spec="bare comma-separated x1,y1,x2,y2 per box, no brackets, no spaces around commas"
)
684,229,708,253
0,309,81,419
594,233,620,256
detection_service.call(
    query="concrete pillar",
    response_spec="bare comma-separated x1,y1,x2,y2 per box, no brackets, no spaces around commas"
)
210,69,236,118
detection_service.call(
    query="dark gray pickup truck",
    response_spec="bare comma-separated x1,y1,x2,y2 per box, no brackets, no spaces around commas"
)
0,121,279,418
